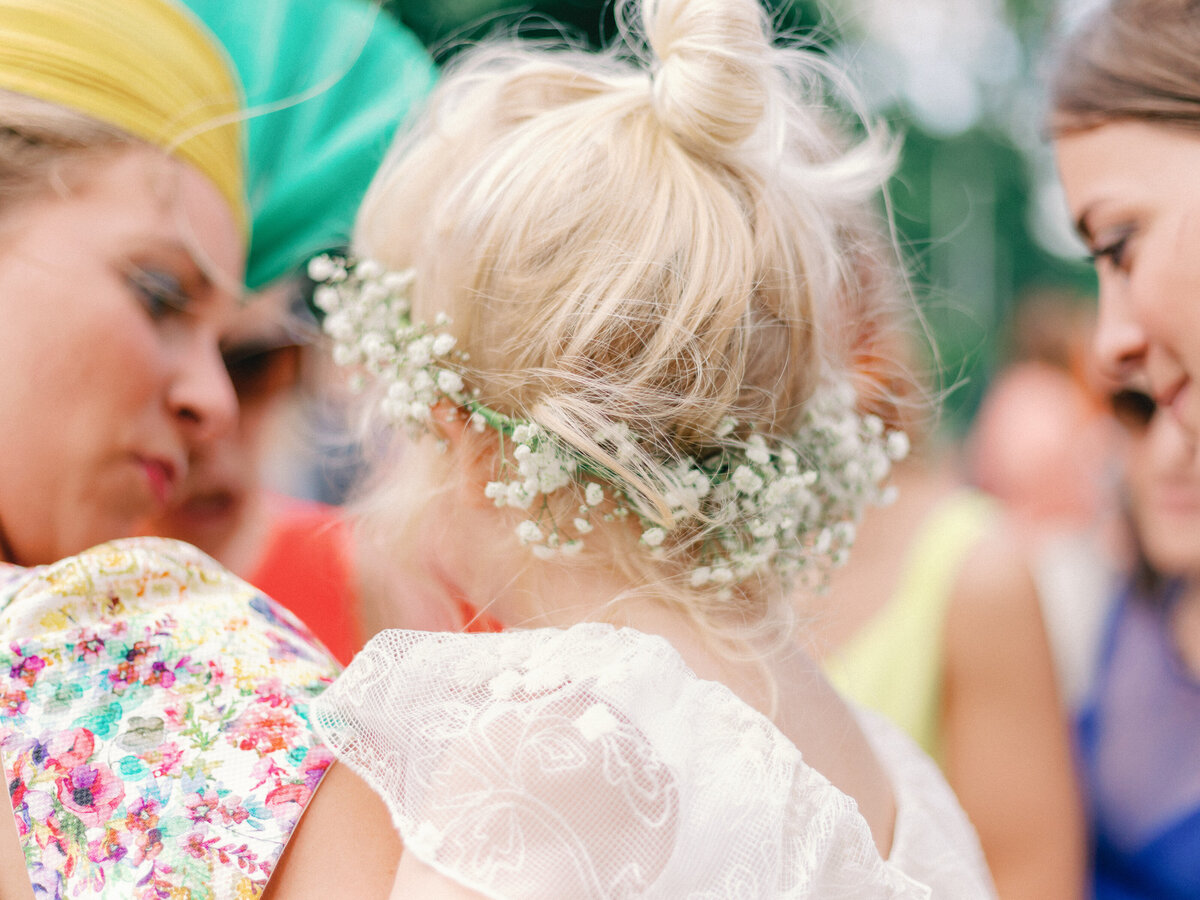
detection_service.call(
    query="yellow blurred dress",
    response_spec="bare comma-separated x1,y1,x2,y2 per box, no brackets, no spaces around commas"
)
823,490,996,764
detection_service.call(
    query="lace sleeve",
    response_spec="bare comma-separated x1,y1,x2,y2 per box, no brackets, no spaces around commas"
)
313,624,992,899
854,707,998,898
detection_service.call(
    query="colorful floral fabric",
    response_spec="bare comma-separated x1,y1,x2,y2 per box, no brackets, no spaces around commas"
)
0,538,341,899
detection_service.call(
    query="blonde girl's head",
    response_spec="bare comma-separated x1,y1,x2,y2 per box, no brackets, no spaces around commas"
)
351,0,909,641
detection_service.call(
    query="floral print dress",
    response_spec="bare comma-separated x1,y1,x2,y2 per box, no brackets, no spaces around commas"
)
0,538,342,899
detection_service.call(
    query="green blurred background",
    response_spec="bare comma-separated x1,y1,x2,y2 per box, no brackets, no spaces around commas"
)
384,0,1097,432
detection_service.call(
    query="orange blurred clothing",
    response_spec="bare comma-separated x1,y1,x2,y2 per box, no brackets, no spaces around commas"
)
454,598,505,633
249,496,505,664
248,495,363,664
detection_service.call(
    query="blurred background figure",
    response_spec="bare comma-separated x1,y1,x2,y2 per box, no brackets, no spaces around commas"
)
969,359,1104,523
965,290,1123,706
968,289,1111,533
1077,386,1200,899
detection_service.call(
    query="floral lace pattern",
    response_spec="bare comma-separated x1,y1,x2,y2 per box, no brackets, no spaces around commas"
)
0,538,341,899
314,624,996,898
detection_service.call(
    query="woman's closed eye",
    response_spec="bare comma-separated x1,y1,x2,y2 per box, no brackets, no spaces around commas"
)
221,340,302,403
1089,230,1133,273
126,266,191,319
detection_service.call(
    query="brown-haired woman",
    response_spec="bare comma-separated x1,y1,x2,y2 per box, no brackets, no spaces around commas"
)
1052,2,1200,896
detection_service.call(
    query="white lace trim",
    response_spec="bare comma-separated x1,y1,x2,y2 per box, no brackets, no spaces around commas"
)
313,625,994,898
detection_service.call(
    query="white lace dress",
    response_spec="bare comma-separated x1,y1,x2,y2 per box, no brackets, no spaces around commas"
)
312,624,995,898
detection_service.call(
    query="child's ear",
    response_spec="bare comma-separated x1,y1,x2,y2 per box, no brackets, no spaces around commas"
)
431,401,497,507
430,399,469,446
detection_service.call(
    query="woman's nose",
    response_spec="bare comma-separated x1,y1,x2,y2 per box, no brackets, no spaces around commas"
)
1092,284,1149,385
167,337,239,445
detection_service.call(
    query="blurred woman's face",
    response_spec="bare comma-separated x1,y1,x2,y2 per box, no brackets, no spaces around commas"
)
1056,121,1200,437
143,281,305,564
0,146,244,565
1116,390,1200,579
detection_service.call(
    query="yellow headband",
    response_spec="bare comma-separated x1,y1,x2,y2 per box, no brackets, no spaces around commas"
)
0,0,247,233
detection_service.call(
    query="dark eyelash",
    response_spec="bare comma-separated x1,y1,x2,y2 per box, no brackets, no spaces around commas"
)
1089,233,1131,269
221,340,303,400
127,268,190,316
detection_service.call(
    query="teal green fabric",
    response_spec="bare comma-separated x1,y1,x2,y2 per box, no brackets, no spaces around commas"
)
180,0,437,289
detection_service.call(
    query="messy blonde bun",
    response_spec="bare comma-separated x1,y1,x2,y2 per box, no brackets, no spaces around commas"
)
641,0,773,154
353,0,907,639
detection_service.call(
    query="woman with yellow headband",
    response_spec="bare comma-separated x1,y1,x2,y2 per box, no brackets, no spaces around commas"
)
0,0,414,896
0,0,249,567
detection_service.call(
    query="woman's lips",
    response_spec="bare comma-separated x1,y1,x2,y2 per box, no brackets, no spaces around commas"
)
1156,379,1192,432
138,458,178,507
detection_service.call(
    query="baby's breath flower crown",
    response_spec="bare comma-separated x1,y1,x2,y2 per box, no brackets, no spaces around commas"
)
311,254,909,589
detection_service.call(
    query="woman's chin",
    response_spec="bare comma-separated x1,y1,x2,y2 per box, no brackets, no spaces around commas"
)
147,492,243,555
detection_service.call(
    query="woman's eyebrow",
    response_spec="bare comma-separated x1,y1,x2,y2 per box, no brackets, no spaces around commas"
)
132,235,224,296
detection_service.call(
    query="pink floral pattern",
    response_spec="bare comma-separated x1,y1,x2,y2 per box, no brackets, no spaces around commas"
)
0,538,341,899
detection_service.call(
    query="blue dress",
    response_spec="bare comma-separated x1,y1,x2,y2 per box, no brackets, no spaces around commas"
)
1076,581,1200,899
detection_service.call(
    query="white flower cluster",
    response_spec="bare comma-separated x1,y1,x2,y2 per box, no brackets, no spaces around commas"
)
684,384,910,591
313,255,909,588
485,423,577,510
309,255,466,430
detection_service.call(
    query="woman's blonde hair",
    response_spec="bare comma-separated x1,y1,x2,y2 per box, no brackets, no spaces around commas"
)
0,91,131,213
353,0,908,641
